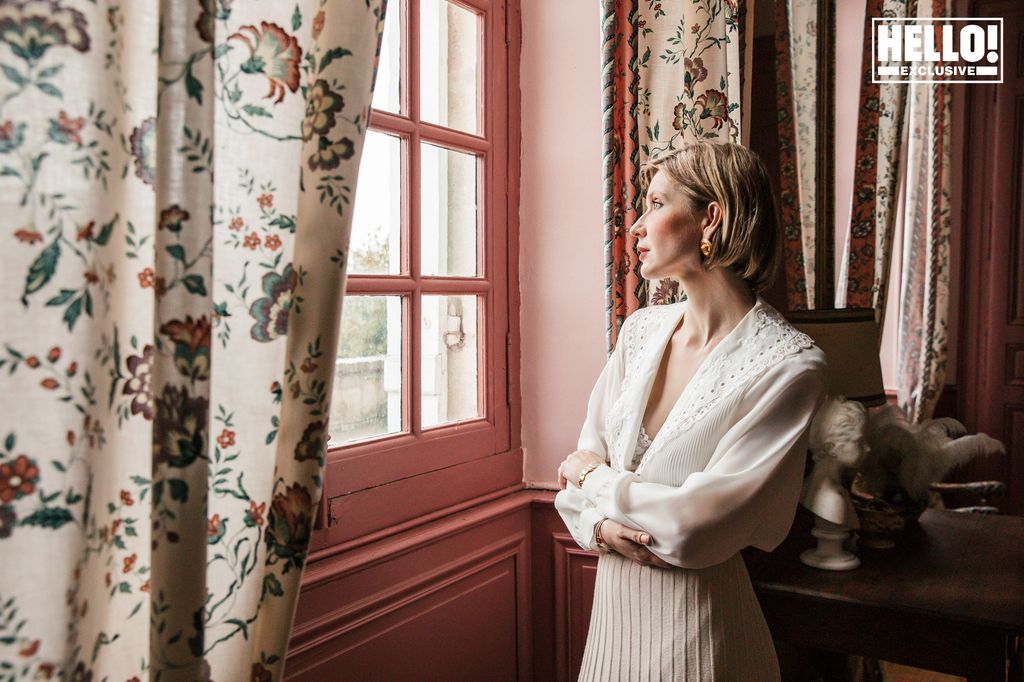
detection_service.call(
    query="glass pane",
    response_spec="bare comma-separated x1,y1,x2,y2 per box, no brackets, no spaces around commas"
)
350,132,401,275
330,295,404,445
420,143,477,277
371,0,401,113
419,0,479,134
420,295,478,428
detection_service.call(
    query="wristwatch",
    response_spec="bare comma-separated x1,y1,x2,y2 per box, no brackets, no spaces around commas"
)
578,462,601,488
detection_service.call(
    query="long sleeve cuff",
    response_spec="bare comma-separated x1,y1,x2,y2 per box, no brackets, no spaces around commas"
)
581,464,638,514
554,485,611,552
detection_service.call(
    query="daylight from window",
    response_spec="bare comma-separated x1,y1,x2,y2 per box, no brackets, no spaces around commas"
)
330,0,482,445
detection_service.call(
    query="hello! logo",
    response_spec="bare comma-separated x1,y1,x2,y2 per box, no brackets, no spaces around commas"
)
872,17,1003,83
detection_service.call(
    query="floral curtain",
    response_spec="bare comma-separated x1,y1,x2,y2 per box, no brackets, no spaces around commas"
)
836,0,912,316
897,0,952,423
774,0,820,310
603,0,747,350
0,0,384,679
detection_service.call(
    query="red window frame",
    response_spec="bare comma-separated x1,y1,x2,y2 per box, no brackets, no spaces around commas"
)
312,0,520,552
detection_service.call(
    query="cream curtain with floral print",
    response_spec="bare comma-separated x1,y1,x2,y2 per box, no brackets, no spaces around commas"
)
603,0,747,348
0,1,384,679
897,0,953,423
773,0,822,310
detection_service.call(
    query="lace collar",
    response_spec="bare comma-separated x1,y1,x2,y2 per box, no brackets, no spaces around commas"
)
604,295,814,473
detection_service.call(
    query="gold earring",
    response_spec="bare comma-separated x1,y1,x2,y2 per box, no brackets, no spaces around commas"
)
700,238,712,257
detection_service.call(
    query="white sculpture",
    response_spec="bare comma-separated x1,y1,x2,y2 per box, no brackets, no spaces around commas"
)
799,396,870,570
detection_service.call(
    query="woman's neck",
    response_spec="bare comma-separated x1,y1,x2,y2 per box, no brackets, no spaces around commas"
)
675,269,756,347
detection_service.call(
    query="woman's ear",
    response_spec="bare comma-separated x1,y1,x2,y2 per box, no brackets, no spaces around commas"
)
702,201,724,240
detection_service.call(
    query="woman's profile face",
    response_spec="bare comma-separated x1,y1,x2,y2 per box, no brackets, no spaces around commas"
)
629,170,702,281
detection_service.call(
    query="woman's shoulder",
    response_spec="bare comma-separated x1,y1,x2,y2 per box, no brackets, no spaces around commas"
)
743,302,828,378
616,301,681,352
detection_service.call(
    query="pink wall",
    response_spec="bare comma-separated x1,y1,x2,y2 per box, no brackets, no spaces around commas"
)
834,0,864,289
518,0,605,486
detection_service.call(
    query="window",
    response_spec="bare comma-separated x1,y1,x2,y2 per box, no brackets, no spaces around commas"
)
315,0,517,549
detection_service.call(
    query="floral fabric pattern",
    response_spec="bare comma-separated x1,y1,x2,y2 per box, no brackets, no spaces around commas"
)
603,0,747,351
0,0,386,679
897,0,952,423
774,0,821,310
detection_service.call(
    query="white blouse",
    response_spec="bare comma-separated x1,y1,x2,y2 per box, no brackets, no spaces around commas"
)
554,295,828,570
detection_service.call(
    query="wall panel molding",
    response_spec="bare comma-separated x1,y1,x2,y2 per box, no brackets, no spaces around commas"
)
291,533,527,657
306,481,530,573
288,492,535,680
288,554,523,680
287,489,603,680
1009,94,1024,325
552,533,598,682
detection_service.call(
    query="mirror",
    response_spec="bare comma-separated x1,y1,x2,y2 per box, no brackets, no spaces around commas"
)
761,0,836,309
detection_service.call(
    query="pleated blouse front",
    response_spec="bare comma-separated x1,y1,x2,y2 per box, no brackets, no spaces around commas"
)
554,296,828,681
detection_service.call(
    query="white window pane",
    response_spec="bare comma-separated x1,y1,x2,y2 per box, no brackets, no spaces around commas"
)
421,295,478,428
372,2,401,114
330,295,404,444
420,142,477,277
350,132,402,275
419,0,480,134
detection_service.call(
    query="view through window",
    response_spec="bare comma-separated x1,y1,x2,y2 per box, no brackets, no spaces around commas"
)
329,0,496,448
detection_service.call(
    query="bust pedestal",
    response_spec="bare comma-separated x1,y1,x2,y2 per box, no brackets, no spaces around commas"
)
799,515,861,570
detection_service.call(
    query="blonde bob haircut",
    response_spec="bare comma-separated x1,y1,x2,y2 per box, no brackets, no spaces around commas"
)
640,141,782,293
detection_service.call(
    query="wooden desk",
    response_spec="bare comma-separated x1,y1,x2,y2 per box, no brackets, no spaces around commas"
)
741,507,1024,682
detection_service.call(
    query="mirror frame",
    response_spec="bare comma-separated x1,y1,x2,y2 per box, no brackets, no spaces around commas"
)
814,0,836,309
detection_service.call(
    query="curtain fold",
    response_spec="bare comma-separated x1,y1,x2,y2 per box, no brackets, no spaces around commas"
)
0,0,385,678
603,0,747,350
774,0,806,310
897,0,953,423
774,0,821,310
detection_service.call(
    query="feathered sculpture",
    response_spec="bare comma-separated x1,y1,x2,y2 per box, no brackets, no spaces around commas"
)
857,404,1006,507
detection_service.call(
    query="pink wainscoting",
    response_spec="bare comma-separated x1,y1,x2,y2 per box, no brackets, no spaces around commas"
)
288,490,601,682
288,492,536,681
530,492,598,682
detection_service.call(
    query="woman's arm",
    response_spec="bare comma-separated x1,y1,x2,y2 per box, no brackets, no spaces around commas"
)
553,316,631,550
577,354,827,569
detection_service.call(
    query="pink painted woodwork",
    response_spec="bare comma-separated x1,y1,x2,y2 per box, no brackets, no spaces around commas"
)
291,490,596,682
290,493,534,680
958,0,1024,515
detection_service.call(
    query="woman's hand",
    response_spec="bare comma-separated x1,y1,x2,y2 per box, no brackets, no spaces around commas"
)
599,519,674,569
557,449,606,490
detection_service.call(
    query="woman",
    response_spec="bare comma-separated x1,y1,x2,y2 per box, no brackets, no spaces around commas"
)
555,141,828,681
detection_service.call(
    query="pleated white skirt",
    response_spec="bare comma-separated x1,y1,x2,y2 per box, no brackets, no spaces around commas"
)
578,550,781,681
